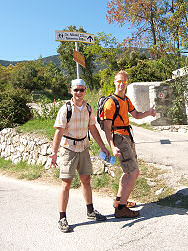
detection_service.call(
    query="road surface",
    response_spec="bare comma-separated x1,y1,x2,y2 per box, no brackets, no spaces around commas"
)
96,123,188,177
0,175,188,251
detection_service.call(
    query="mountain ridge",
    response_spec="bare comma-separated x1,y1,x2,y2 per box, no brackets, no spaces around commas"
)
0,55,60,67
0,48,152,68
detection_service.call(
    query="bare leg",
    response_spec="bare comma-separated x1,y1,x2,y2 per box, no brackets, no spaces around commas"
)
116,173,128,197
79,175,92,205
59,178,73,212
118,169,139,205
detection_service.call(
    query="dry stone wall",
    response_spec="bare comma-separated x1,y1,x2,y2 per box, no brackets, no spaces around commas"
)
0,128,111,175
0,128,53,166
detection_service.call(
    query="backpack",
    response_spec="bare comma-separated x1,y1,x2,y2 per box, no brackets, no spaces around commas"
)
63,101,92,144
97,94,129,130
97,94,134,142
66,101,92,123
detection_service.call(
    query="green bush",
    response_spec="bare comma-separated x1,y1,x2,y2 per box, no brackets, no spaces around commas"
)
0,88,32,130
167,76,188,124
99,68,115,95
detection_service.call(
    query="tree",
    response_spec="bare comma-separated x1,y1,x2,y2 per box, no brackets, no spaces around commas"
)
107,1,165,47
43,61,69,97
0,65,12,91
106,0,187,57
86,32,119,68
9,61,46,91
164,0,188,57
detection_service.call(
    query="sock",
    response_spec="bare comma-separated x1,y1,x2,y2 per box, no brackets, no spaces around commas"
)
87,203,94,214
60,212,66,220
118,204,125,210
116,196,121,201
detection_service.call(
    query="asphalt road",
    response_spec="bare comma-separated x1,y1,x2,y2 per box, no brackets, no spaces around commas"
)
132,126,188,176
0,175,188,251
96,123,188,177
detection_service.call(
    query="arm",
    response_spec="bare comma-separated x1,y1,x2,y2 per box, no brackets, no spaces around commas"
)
130,105,156,119
89,124,110,156
103,120,121,157
49,127,64,167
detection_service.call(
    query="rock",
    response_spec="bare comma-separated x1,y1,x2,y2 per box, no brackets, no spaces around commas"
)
155,188,164,195
108,170,115,177
146,179,156,187
91,157,105,174
45,158,52,170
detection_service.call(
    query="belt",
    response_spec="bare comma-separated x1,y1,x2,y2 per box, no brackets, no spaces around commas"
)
112,125,134,142
63,135,87,145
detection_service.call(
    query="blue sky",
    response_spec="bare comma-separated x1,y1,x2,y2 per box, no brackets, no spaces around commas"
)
0,0,134,61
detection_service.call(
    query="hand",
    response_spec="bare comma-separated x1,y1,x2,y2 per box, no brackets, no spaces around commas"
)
149,105,156,117
49,153,58,168
101,146,110,157
112,146,121,157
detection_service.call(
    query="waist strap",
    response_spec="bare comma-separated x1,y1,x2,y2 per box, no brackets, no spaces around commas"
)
63,135,87,145
112,125,134,142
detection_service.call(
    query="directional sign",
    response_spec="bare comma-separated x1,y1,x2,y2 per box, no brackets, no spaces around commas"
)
73,50,86,68
55,31,95,44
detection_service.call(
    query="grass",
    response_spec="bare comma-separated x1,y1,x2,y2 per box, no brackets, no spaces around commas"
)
179,177,188,187
84,89,103,114
16,118,56,139
130,121,153,130
0,158,44,180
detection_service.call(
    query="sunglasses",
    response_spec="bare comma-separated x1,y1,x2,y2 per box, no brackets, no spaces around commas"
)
73,88,86,93
116,80,127,84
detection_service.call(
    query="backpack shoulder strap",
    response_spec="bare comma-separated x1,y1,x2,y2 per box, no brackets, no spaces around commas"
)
66,102,91,123
125,95,130,111
109,95,120,125
66,101,72,123
110,95,125,125
86,103,92,117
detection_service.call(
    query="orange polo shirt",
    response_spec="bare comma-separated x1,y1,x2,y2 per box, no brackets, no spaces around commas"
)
103,94,135,135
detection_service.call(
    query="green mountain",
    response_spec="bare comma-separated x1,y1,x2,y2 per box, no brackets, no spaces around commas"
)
0,48,152,68
0,55,61,67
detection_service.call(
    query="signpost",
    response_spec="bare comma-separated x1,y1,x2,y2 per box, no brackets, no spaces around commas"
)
73,50,86,68
55,31,94,44
55,31,95,79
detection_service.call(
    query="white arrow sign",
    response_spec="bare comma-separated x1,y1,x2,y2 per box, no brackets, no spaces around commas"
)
55,31,95,44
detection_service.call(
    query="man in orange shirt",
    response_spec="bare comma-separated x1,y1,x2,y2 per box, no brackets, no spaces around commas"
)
103,70,156,218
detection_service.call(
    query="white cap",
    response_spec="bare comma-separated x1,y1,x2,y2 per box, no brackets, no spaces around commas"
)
71,79,86,87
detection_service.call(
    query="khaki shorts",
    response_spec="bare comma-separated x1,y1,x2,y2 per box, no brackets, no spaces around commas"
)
113,134,138,173
59,147,93,179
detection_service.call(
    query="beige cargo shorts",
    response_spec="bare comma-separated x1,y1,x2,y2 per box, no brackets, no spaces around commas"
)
59,147,93,179
113,134,138,173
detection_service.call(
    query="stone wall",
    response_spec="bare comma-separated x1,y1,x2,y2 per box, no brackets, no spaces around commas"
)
0,128,52,165
0,128,110,175
153,125,188,133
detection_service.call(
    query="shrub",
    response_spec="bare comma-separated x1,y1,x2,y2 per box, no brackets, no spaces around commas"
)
167,76,188,124
0,88,32,130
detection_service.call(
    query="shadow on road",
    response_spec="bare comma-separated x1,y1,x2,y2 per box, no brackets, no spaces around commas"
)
71,198,188,231
135,139,188,144
157,188,188,210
